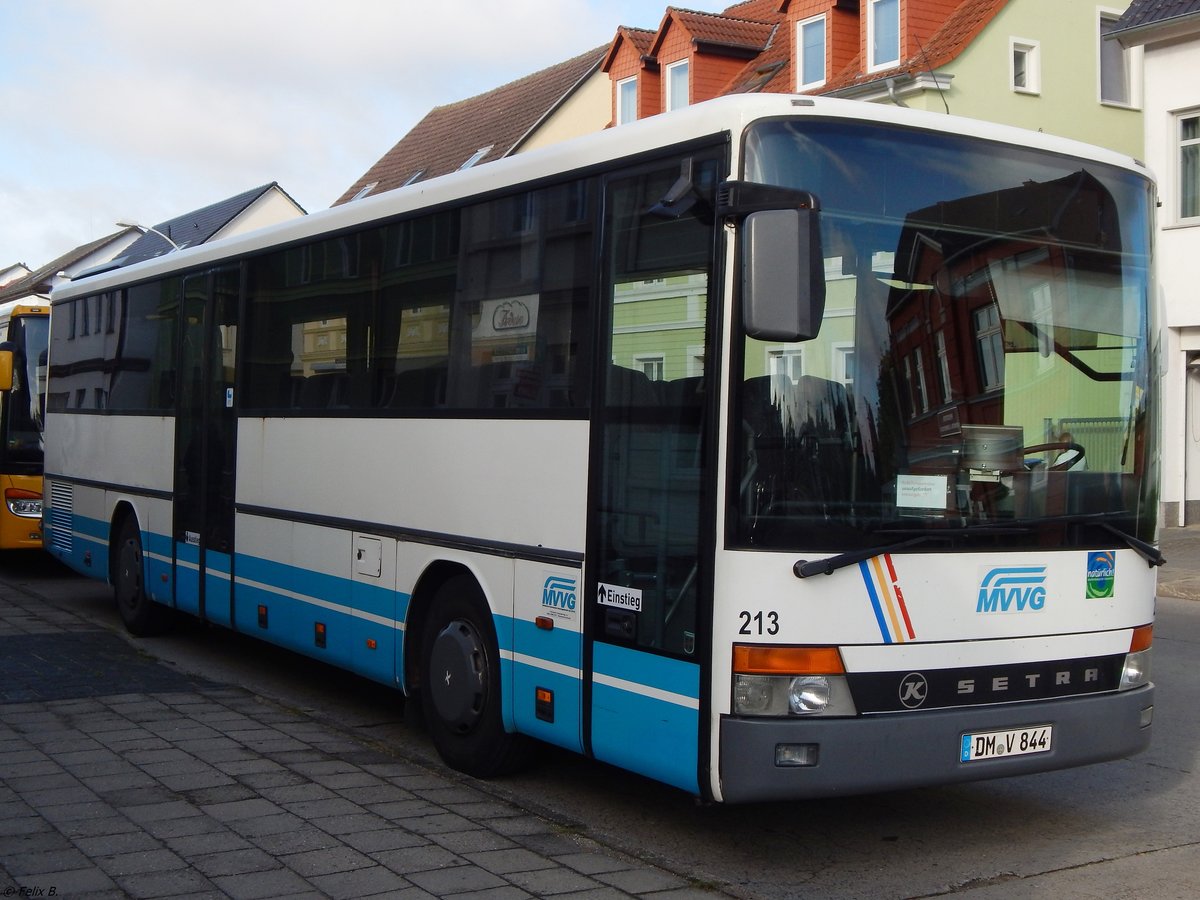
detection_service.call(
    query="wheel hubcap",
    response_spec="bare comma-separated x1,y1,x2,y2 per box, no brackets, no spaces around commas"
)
429,619,487,733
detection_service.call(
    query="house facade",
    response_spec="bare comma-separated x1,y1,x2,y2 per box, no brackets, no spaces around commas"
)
1111,0,1200,526
604,0,1142,157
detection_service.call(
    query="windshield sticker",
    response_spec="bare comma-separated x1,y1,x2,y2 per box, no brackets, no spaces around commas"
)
859,554,915,644
1086,551,1116,599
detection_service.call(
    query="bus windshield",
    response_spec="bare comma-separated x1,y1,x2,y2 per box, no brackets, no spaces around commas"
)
733,119,1157,552
4,313,48,470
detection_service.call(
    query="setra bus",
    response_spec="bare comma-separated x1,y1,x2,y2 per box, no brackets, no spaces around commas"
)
43,95,1159,802
0,299,49,550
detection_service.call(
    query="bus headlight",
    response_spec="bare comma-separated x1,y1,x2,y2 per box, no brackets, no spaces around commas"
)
5,489,42,519
732,645,857,717
733,673,856,716
1119,649,1151,691
789,675,831,713
1119,624,1153,691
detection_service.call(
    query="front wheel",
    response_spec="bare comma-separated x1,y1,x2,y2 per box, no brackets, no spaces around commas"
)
114,517,171,637
421,576,531,777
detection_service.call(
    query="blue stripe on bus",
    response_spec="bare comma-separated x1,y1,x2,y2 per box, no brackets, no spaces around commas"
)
593,640,700,699
46,510,594,750
591,642,700,793
859,559,892,644
512,618,583,670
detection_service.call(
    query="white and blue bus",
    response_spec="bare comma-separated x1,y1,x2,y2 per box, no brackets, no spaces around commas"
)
43,95,1159,802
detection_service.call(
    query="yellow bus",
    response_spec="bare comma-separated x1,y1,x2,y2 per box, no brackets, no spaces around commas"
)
0,300,49,549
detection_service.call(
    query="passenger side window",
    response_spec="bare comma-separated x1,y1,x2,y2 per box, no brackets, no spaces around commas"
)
244,178,596,415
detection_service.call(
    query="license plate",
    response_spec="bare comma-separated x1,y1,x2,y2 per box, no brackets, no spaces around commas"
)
960,725,1052,762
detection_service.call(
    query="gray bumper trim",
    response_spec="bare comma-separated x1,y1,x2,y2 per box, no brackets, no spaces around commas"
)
718,685,1153,803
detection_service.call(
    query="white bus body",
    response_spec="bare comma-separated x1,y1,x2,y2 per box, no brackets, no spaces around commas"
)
44,95,1158,802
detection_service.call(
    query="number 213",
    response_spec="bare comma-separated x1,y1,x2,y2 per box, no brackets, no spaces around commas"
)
739,610,780,635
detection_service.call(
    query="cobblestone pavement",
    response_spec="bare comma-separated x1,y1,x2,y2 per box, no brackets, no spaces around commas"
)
0,575,716,900
1156,525,1200,601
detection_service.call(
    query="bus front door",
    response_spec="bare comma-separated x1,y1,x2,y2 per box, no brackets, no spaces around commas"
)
585,157,718,795
173,267,239,626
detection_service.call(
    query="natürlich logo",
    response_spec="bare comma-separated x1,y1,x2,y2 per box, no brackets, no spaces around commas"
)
1086,551,1116,599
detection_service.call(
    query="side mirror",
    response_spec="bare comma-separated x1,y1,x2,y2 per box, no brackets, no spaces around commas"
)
0,344,14,393
741,207,826,342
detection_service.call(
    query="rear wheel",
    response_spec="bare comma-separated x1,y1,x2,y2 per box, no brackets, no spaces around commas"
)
114,517,171,636
421,575,530,777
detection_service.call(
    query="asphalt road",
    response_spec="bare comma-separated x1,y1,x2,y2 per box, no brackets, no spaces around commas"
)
3,551,1196,899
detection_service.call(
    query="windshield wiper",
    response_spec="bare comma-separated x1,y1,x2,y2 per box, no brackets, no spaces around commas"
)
1098,521,1164,568
792,512,1164,578
793,534,954,578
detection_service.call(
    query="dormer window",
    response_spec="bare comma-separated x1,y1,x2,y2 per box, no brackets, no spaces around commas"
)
868,0,900,71
617,76,637,124
459,145,494,170
797,14,827,89
666,60,690,111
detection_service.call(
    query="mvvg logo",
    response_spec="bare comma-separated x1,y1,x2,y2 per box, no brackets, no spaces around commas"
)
977,566,1047,613
542,576,577,612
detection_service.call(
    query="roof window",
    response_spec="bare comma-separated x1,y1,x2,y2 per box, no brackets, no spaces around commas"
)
459,146,494,170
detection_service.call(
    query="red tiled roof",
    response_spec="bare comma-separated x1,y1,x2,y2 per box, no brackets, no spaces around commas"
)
601,26,656,73
822,0,1007,93
667,8,777,53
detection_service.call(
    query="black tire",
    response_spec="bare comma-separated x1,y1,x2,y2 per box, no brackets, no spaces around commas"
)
421,575,531,777
114,517,171,637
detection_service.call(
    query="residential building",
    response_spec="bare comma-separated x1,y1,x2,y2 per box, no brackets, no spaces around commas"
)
0,232,140,308
1110,0,1200,526
604,0,1142,157
117,182,305,267
0,265,31,290
335,45,610,205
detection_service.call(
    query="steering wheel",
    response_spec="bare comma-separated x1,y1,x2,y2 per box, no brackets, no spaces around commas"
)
1023,442,1085,472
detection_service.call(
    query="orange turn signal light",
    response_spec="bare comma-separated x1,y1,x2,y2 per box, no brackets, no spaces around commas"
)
733,644,844,675
1129,624,1153,653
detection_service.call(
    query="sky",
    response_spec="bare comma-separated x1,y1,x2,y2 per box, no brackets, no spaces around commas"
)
1,0,733,271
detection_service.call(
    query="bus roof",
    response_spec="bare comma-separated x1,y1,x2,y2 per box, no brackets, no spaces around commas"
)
51,93,1151,304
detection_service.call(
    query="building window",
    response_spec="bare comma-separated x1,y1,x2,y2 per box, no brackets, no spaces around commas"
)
833,343,855,386
797,15,826,89
637,355,665,381
1181,112,1200,222
768,347,803,381
1099,12,1133,106
974,305,1005,391
666,60,689,111
934,330,951,403
617,76,637,124
1010,38,1040,94
869,0,900,71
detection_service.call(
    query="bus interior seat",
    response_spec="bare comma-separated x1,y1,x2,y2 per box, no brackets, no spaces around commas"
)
381,362,448,409
293,372,349,409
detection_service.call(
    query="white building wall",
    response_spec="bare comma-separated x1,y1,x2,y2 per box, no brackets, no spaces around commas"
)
1140,32,1200,525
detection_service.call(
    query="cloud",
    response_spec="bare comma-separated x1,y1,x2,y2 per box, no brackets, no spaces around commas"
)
0,0,730,267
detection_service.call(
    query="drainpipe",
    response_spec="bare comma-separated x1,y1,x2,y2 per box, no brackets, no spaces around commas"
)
885,77,908,108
